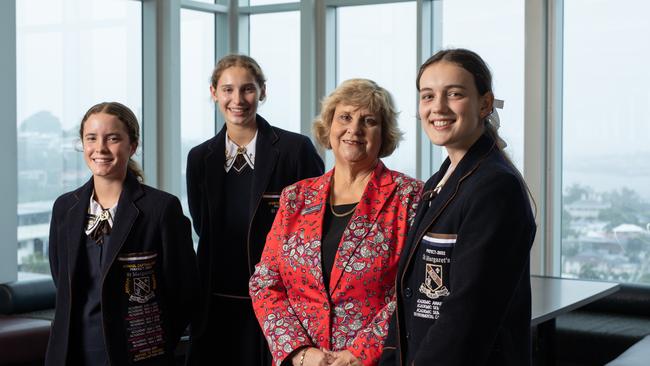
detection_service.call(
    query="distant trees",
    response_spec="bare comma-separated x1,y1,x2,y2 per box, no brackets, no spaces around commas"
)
563,184,650,231
562,184,650,285
20,253,50,275
599,187,650,230
564,183,591,204
17,110,86,203
562,208,576,239
19,111,62,134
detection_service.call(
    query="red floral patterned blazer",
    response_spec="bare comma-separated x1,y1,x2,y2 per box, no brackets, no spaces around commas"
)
250,161,423,366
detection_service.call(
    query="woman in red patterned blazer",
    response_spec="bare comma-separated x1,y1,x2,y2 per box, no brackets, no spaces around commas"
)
250,79,423,366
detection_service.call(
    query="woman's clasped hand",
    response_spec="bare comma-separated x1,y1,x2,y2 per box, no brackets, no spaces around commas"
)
293,348,363,366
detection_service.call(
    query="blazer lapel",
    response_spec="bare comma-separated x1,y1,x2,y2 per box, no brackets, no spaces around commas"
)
101,173,142,274
409,159,451,246
403,134,497,270
298,171,332,291
329,161,396,295
204,125,227,224
66,178,94,284
249,115,279,219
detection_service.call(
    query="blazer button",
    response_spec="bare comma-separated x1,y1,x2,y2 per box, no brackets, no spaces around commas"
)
406,332,411,340
404,287,413,298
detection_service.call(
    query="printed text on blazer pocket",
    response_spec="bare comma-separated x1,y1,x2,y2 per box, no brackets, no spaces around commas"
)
262,192,281,214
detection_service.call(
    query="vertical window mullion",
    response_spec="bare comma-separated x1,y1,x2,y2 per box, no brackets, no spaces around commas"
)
523,0,551,275
0,0,18,283
417,0,442,180
547,0,563,276
142,0,159,188
157,0,183,196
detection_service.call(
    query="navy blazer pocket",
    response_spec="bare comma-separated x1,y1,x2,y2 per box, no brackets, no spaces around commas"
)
414,233,456,309
421,232,457,248
262,192,281,214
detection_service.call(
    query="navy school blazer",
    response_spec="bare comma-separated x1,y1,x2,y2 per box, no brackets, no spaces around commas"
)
46,172,199,366
184,115,324,347
380,133,537,366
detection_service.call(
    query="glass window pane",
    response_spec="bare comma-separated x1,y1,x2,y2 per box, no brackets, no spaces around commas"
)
249,0,297,6
181,9,216,246
16,0,142,279
441,0,525,172
337,2,417,178
249,11,300,133
561,0,650,284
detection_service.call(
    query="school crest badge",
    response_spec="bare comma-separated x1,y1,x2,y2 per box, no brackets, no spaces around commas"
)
419,263,449,299
130,276,154,303
119,252,158,304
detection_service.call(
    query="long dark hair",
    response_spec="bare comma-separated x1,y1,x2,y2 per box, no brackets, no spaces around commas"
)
418,48,536,213
79,102,144,182
417,48,505,150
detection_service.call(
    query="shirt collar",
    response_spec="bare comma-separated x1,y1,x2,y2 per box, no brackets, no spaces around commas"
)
85,192,118,235
224,130,257,172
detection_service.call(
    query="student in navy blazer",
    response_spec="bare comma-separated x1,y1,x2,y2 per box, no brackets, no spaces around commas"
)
185,55,324,366
46,102,199,366
380,49,536,366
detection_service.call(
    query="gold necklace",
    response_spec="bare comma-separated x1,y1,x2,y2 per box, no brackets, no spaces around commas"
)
329,194,357,218
328,168,371,218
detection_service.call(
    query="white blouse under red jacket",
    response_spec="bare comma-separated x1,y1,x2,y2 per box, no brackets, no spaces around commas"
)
249,161,423,366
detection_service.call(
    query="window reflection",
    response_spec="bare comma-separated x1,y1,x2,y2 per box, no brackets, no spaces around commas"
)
337,2,417,177
249,11,301,133
16,0,142,278
561,0,650,284
180,9,216,246
441,0,525,172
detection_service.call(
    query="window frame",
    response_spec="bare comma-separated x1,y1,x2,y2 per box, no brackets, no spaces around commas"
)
142,0,228,194
1,0,18,283
2,0,578,284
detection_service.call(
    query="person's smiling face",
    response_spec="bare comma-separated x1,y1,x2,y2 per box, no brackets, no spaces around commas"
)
211,66,265,128
329,104,382,169
82,112,136,182
418,61,493,158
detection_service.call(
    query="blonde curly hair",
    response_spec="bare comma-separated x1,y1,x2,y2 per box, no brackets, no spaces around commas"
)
312,79,402,158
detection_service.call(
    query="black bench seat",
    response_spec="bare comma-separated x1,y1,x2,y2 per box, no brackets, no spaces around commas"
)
555,284,650,365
